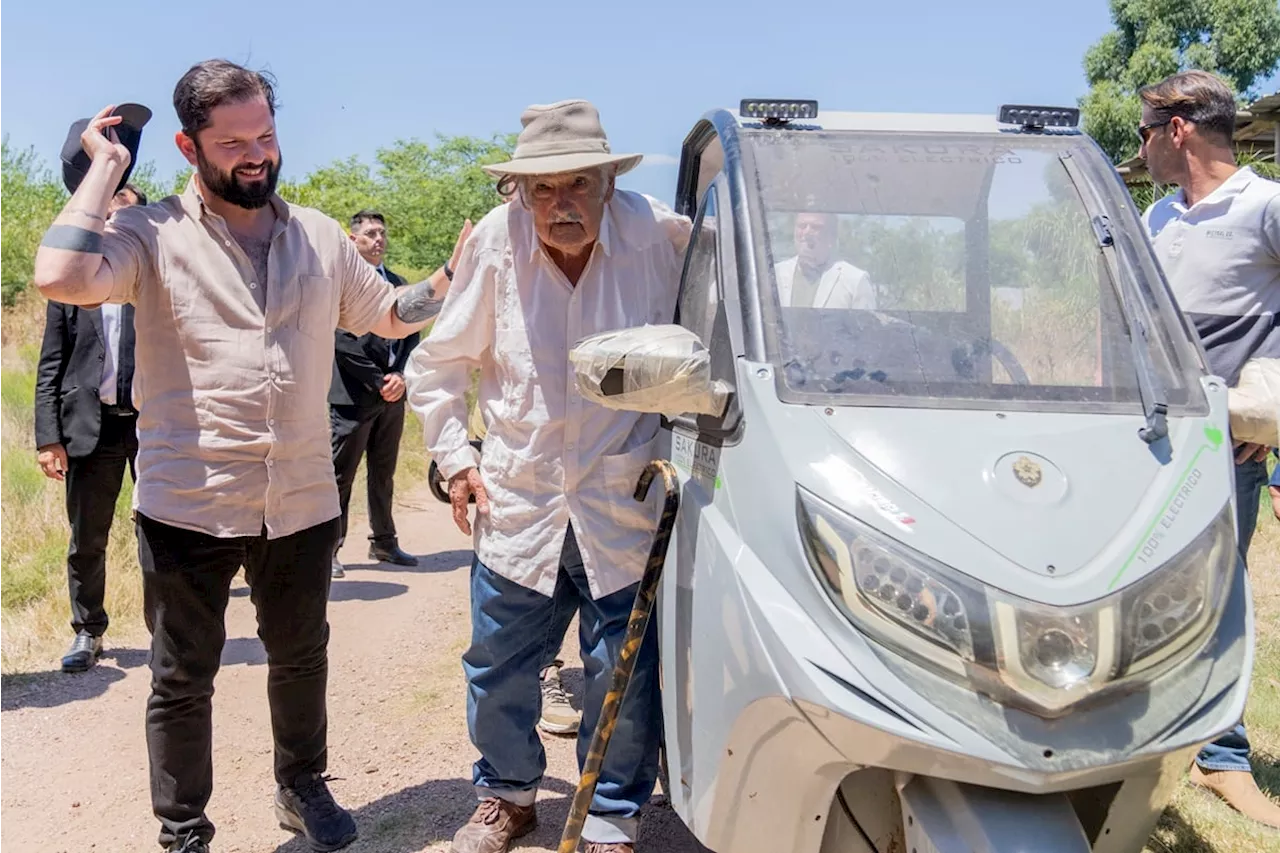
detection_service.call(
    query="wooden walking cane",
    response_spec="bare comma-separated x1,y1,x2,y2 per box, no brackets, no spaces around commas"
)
558,459,681,853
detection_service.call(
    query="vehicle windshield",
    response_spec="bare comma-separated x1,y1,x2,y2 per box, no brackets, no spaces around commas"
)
746,129,1204,412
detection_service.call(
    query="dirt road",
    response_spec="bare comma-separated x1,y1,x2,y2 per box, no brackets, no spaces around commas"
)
0,488,703,852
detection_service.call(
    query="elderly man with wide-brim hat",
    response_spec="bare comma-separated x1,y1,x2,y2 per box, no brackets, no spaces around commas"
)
406,101,692,853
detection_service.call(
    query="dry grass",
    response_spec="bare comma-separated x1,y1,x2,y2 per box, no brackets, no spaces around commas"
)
1,292,143,671
1145,519,1280,853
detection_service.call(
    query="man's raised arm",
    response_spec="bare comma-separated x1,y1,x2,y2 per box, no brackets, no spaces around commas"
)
33,106,131,306
368,219,474,339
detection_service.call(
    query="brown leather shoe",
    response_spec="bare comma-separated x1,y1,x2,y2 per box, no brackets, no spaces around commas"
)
1189,763,1280,829
584,844,634,853
450,798,537,853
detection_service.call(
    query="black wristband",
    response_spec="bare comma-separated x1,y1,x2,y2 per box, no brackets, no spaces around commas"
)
444,263,455,281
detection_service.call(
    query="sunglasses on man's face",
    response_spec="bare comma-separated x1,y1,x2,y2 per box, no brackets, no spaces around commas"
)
1137,119,1172,144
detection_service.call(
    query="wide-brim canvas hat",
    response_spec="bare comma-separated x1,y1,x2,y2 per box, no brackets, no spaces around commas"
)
482,99,642,179
61,102,152,195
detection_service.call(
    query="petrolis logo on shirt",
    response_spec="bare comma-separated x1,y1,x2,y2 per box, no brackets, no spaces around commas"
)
1204,228,1235,240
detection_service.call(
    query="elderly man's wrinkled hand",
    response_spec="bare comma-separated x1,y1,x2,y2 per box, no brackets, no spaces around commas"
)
448,467,489,535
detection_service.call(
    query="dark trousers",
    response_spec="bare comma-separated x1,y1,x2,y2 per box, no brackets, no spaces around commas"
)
64,410,137,637
330,399,404,549
136,512,339,847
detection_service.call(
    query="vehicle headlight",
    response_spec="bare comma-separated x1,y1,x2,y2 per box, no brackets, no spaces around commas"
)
797,487,1236,717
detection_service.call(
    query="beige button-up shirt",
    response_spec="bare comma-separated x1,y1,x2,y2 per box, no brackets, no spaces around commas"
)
406,190,692,599
101,178,398,539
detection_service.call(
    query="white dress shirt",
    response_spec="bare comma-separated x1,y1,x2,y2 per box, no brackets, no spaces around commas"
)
99,303,123,405
774,257,877,309
406,190,692,599
377,263,399,368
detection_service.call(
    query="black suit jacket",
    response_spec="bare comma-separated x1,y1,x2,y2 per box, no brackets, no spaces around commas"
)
328,267,421,414
35,301,135,458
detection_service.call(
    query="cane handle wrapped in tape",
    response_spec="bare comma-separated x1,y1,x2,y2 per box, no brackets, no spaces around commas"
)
1227,357,1280,449
570,324,731,418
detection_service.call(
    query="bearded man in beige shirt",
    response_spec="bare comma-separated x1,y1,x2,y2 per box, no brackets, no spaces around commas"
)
33,59,451,853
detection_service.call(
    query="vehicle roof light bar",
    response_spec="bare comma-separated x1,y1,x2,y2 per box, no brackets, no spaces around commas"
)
740,99,819,126
998,105,1081,132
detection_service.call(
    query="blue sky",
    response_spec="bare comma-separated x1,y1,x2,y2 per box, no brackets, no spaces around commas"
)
0,1,1263,205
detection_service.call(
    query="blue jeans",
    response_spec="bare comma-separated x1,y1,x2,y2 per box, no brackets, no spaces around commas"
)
1195,456,1270,772
464,526,662,843
540,583,578,674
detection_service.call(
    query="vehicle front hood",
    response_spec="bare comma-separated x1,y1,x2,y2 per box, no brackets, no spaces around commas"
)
800,404,1232,591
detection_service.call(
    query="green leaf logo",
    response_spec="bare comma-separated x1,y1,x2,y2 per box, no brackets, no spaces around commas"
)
1204,425,1224,449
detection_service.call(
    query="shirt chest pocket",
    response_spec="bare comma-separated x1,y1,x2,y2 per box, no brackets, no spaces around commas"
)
294,275,337,339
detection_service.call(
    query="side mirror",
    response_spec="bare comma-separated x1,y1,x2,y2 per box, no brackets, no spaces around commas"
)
570,324,730,417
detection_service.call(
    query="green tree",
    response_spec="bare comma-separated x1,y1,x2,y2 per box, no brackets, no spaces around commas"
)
126,161,194,203
278,133,515,276
1,138,67,305
1080,0,1280,162
0,133,512,304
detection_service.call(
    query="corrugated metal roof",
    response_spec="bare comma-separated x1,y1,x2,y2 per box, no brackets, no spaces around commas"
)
1118,91,1278,182
1244,93,1280,116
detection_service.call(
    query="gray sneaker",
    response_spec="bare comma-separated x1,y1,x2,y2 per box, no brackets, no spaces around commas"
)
331,555,345,579
538,663,580,735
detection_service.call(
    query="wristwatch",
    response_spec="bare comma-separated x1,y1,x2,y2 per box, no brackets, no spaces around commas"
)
444,263,455,281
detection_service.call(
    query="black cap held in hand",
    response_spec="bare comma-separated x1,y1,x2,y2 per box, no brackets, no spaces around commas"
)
60,103,152,195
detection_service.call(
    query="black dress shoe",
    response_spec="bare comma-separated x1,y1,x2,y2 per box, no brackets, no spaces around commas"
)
61,632,103,673
368,542,417,567
167,833,211,853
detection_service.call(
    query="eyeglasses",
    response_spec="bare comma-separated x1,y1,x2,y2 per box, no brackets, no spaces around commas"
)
1137,119,1172,144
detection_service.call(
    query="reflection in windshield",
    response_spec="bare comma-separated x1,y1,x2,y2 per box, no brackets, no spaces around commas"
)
774,213,877,309
749,131,1196,410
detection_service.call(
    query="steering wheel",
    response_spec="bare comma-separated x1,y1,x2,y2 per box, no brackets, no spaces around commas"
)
950,335,1031,386
988,339,1031,385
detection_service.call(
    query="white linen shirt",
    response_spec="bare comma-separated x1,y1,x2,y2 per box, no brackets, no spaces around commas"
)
406,190,692,599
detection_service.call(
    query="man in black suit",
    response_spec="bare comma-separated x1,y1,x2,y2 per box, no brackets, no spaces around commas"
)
35,183,146,672
330,209,420,576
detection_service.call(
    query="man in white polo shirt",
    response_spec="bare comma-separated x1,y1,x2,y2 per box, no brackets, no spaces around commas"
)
1139,69,1280,828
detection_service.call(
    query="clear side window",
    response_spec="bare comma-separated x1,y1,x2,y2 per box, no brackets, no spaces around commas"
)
673,184,738,434
677,188,719,345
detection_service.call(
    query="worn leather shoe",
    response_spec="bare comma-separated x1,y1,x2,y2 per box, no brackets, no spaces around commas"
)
60,632,102,673
450,798,536,853
1190,763,1280,829
368,542,418,567
275,772,358,851
331,554,345,579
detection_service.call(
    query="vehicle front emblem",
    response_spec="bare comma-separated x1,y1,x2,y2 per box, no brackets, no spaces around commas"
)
1013,456,1043,488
